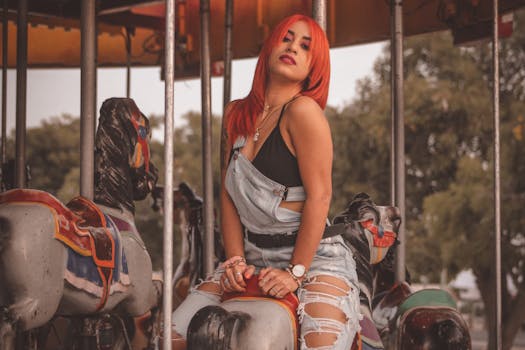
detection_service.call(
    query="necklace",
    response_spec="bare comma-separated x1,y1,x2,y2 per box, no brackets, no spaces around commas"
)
254,103,280,142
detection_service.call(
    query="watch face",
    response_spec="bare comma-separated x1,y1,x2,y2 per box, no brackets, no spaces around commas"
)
292,264,306,278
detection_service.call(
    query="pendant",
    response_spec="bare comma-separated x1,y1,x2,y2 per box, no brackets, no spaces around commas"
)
254,128,260,142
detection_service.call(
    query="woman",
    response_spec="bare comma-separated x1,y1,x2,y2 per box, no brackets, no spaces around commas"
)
171,14,361,349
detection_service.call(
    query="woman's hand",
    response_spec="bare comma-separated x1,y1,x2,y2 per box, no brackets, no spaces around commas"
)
220,261,256,293
258,267,300,299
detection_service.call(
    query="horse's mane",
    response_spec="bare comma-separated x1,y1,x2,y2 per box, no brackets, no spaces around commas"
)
94,98,144,214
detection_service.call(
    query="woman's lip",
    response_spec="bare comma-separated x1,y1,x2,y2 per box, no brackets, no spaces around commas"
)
279,54,296,65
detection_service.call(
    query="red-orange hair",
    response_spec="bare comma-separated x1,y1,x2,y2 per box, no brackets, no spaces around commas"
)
227,14,330,144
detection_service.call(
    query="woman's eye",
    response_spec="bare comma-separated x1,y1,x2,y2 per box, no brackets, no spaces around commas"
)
283,34,292,42
301,43,310,50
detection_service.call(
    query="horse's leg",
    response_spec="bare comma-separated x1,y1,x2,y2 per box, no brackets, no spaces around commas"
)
298,275,361,349
118,239,160,316
0,309,16,350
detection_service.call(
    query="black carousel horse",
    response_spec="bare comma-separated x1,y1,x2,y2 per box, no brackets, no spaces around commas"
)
0,98,162,350
150,182,224,310
334,193,471,350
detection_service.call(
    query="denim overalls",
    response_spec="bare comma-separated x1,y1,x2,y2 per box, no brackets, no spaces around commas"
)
172,136,362,349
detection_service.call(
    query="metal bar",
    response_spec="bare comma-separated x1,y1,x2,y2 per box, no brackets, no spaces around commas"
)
312,0,327,31
162,0,176,347
80,0,97,199
125,28,131,98
492,1,502,348
201,0,214,275
2,0,8,166
15,0,27,188
223,0,233,110
390,0,406,282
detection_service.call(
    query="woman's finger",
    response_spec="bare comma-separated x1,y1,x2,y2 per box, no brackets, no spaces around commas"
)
259,267,271,279
221,276,232,292
232,266,246,287
244,265,256,279
225,267,245,292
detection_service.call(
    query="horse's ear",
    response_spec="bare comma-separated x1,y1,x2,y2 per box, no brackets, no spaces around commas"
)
354,192,371,200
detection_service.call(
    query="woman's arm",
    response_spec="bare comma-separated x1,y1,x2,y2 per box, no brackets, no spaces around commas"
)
220,103,245,259
285,96,333,272
258,96,332,297
220,102,253,291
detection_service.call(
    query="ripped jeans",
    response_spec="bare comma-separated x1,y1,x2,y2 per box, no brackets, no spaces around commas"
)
172,234,362,350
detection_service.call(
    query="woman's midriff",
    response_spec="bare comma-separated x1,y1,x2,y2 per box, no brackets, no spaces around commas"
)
279,200,304,213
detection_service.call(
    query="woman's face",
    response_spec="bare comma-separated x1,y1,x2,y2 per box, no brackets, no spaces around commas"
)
268,20,312,84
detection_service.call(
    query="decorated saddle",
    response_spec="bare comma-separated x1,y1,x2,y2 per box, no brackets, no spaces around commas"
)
0,189,130,310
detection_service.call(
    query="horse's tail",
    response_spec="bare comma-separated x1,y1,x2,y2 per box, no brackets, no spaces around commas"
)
187,305,250,350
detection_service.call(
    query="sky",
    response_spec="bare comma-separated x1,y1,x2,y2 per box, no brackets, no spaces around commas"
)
1,41,385,135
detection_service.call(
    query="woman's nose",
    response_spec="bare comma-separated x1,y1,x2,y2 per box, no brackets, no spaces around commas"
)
286,45,297,54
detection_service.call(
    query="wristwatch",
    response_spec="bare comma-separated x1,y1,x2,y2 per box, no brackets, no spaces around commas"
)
288,263,306,279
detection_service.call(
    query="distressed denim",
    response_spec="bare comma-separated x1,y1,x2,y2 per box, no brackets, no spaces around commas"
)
172,136,362,349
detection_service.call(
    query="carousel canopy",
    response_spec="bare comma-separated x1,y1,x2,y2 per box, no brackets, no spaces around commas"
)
1,0,524,78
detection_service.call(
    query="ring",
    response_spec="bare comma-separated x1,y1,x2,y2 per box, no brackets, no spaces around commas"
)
235,272,242,276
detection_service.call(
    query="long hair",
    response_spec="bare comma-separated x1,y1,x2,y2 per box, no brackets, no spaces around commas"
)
227,14,330,144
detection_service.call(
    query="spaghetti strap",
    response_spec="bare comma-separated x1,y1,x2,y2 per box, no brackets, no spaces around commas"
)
277,95,301,126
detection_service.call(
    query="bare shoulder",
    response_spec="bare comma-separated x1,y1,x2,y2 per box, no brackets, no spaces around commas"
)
287,96,323,118
284,95,327,131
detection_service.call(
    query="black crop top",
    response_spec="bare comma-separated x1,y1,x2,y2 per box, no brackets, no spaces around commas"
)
252,105,302,187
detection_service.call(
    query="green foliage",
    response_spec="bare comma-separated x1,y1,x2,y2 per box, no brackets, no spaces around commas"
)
172,112,222,197
26,115,81,194
333,9,525,348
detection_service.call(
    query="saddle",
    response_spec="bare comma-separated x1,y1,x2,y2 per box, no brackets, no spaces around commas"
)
0,189,117,310
223,276,361,350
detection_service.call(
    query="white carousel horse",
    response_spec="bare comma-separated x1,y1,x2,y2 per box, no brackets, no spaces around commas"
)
0,98,162,349
183,193,470,350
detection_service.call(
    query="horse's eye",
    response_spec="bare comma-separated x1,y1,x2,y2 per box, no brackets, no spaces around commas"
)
138,126,148,139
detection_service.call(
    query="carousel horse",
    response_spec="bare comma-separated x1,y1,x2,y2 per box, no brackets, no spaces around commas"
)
182,193,402,350
371,245,471,349
0,98,162,349
184,193,470,350
332,192,400,350
150,182,224,309
334,193,471,350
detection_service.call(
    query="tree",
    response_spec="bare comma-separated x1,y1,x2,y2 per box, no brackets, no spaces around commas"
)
329,9,525,349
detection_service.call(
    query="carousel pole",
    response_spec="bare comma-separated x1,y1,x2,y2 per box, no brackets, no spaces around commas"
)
125,27,132,98
223,0,233,109
390,0,406,282
491,0,502,348
312,0,326,31
162,0,176,347
201,0,214,275
80,0,97,199
15,0,27,188
2,0,8,166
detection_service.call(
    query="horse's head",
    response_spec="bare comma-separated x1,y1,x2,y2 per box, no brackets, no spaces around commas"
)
150,182,199,225
95,98,158,213
334,193,400,266
127,109,158,201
